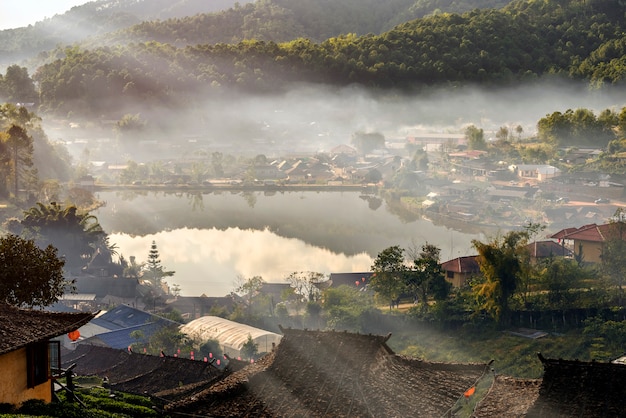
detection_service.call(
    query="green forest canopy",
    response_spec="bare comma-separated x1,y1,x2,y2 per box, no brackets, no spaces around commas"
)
21,0,626,118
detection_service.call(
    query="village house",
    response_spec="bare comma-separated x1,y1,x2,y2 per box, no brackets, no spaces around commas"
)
550,222,626,264
524,240,573,264
440,255,481,287
510,164,561,181
0,304,95,406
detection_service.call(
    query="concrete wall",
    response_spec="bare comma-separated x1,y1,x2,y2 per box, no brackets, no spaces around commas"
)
0,348,52,405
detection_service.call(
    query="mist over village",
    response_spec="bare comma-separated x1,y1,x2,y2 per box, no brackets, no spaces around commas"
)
1,0,626,416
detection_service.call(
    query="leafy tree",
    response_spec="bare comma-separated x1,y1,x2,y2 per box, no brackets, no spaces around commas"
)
537,108,617,148
5,124,34,198
234,275,266,321
0,65,38,103
286,271,325,302
406,243,449,312
144,241,175,286
472,228,530,326
322,285,376,332
21,202,106,269
465,125,487,150
370,245,407,309
600,209,626,306
0,234,72,308
121,255,144,279
115,113,146,139
141,324,193,357
583,316,626,361
538,256,585,318
240,334,259,360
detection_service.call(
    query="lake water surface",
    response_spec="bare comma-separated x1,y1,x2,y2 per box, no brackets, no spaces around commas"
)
94,190,485,297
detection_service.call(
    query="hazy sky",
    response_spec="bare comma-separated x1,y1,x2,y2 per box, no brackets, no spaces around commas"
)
0,1,86,30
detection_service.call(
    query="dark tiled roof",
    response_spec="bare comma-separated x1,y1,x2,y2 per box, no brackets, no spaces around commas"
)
441,255,480,273
62,345,222,395
525,354,626,417
165,328,488,417
0,303,95,355
525,240,573,258
474,354,626,417
473,376,541,417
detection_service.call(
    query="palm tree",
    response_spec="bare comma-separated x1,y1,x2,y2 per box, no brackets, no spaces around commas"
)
21,202,105,269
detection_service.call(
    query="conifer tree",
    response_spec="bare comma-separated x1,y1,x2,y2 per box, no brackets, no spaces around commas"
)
145,240,175,287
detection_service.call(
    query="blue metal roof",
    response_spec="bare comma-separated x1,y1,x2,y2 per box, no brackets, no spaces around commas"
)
86,322,167,350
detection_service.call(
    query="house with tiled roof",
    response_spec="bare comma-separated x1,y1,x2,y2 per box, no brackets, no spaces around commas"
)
524,240,573,264
550,222,626,264
441,255,481,287
0,303,95,406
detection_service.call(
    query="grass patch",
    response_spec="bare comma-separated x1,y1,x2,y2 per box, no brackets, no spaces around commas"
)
387,324,594,378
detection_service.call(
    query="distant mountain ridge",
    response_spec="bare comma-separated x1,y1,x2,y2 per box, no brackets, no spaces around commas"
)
0,0,252,65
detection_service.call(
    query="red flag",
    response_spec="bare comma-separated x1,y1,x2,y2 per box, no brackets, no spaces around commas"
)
464,386,476,398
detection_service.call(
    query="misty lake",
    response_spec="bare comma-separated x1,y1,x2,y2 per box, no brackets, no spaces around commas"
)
94,190,485,297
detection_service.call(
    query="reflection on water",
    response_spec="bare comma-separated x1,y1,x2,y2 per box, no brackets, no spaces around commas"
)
95,190,486,297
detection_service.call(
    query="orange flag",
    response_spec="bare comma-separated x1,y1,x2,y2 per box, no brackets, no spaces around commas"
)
464,386,476,398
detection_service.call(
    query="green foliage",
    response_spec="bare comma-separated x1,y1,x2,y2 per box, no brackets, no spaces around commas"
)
390,325,597,379
322,285,376,331
406,243,449,312
537,256,586,311
240,334,259,360
25,0,626,119
472,229,530,326
599,210,626,306
137,324,194,357
0,234,69,307
286,271,325,302
369,245,407,309
144,240,175,286
583,316,626,361
233,275,268,321
465,125,487,151
20,202,106,269
0,65,38,103
6,390,159,418
537,107,617,148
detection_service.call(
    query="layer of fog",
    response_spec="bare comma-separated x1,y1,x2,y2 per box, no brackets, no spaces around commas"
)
52,79,626,164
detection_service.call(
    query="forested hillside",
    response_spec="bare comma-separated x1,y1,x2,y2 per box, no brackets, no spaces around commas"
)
0,0,251,65
26,0,626,119
95,0,513,47
1,0,512,68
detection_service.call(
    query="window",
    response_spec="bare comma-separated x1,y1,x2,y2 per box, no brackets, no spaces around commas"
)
447,270,454,279
27,341,60,388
